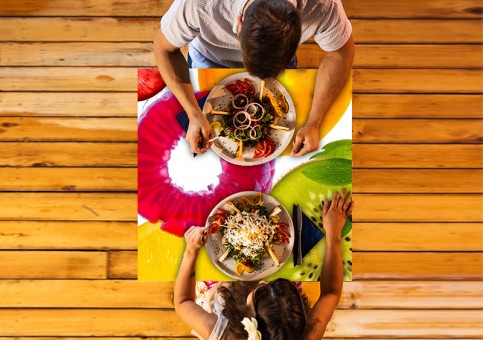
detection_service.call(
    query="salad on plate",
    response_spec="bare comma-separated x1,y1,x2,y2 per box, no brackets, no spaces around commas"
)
207,192,291,276
203,73,295,165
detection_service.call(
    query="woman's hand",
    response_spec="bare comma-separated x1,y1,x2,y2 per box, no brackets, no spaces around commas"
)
186,114,214,154
184,225,209,256
322,188,353,241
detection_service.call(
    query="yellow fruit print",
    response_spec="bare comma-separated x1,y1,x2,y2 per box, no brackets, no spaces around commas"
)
138,221,232,281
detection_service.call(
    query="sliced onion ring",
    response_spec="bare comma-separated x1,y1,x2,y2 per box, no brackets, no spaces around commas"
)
249,125,262,140
233,111,252,128
232,94,248,109
244,102,265,122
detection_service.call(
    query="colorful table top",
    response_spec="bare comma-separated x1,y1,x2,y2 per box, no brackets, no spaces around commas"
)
137,68,352,281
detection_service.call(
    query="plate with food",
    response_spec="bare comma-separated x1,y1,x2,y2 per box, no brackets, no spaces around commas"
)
205,191,294,280
202,72,295,166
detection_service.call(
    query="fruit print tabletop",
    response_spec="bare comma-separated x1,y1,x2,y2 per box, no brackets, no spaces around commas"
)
138,68,352,281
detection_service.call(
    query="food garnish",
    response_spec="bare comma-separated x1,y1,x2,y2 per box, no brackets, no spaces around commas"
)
218,78,289,158
209,193,291,276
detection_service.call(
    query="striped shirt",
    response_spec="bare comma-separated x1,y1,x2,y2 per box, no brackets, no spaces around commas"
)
161,0,352,68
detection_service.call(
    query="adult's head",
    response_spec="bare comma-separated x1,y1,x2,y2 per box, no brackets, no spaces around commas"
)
239,0,302,79
251,279,308,339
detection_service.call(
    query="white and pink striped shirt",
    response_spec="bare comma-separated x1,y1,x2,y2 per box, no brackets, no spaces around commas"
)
161,0,352,68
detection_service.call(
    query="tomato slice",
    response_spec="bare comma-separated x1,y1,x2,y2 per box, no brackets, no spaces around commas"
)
263,136,275,157
243,79,255,96
225,84,239,96
253,136,276,158
209,223,221,234
253,139,268,158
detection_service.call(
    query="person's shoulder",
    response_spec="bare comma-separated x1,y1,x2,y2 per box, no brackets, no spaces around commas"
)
302,0,344,11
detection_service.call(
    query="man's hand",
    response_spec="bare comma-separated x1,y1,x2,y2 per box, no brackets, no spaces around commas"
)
186,114,214,154
322,188,353,241
290,123,319,156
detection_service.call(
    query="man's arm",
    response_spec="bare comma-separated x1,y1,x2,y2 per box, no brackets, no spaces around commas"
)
291,34,354,156
153,30,213,153
305,189,353,340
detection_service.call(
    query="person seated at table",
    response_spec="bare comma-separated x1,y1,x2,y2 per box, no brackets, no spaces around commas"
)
154,0,354,156
174,189,354,339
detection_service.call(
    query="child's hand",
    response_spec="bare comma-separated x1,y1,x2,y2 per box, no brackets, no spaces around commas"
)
322,188,353,241
184,225,209,255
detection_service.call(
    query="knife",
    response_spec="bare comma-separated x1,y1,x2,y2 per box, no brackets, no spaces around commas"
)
293,204,303,266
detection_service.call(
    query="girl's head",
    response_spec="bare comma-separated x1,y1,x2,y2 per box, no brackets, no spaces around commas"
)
250,279,308,339
218,279,308,339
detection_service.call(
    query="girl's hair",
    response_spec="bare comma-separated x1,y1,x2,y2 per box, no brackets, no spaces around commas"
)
217,281,259,339
253,279,309,339
217,279,309,339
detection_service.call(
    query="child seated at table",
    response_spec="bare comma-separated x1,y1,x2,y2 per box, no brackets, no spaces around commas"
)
173,189,353,340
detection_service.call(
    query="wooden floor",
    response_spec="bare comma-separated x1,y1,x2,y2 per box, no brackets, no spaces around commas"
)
0,0,482,338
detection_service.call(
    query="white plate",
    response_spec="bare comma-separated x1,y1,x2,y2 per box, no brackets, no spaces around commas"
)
202,72,295,166
205,191,294,281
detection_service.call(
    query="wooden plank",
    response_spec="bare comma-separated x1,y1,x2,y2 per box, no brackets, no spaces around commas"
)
354,223,482,251
0,251,106,279
0,309,479,337
2,220,479,252
0,0,172,16
3,143,480,168
2,168,479,193
0,338,191,340
0,142,137,167
1,18,481,43
0,18,160,42
328,310,482,338
0,67,136,92
1,280,481,309
3,93,479,119
109,250,137,279
339,281,483,309
0,92,136,117
3,43,482,69
1,0,482,18
353,94,483,119
353,144,483,169
353,169,483,193
0,280,175,308
0,221,136,250
0,117,472,147
3,193,477,222
0,338,196,340
0,117,137,141
352,19,483,43
344,0,483,18
354,252,482,280
2,68,481,93
353,69,483,93
353,119,483,143
299,44,483,69
109,250,483,280
0,168,137,191
0,42,155,67
353,194,483,223
0,309,190,337
0,193,136,221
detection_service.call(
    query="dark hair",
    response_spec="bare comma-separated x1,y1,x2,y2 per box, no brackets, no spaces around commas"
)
240,0,301,79
217,280,309,339
253,279,309,339
217,281,260,339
